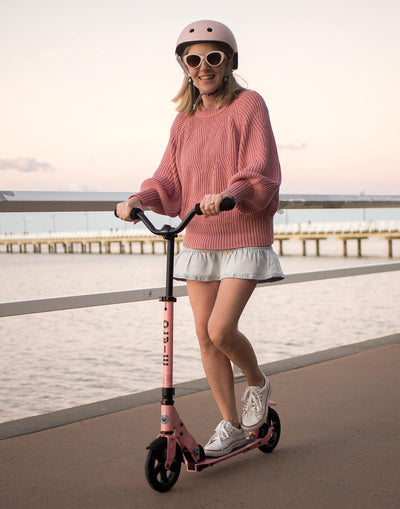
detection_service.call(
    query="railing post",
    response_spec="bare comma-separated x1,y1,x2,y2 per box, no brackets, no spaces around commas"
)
357,238,362,257
343,239,348,257
316,239,320,256
388,238,393,258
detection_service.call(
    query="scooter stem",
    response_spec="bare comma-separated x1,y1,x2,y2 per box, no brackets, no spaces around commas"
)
162,300,174,391
160,233,177,401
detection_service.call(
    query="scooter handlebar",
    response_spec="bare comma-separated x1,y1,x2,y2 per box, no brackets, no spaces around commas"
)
114,196,236,236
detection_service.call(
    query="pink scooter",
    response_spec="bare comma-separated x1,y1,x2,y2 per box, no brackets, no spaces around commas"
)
122,198,281,492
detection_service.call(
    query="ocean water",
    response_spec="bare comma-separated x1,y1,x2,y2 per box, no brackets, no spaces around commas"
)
1,235,399,424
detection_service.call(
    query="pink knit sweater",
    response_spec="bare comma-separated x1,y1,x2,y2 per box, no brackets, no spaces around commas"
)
134,90,281,250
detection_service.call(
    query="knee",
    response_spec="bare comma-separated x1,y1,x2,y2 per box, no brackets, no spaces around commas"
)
195,324,213,350
196,323,231,354
195,319,235,353
207,322,233,352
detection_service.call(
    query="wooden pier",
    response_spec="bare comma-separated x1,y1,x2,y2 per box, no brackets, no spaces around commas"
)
1,220,399,257
274,219,400,258
273,232,399,258
0,230,184,255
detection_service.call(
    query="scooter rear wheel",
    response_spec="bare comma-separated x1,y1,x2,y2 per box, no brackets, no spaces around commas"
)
145,437,182,492
258,407,281,453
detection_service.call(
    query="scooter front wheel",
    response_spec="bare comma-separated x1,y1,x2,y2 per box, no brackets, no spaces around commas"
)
145,437,182,492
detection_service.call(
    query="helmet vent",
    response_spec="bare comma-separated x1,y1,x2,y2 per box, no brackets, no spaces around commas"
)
189,28,194,33
207,27,213,32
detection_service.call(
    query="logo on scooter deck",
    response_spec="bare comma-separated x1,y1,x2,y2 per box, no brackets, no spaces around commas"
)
161,414,169,424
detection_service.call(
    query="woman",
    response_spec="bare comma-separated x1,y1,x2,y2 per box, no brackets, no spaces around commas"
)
116,20,284,457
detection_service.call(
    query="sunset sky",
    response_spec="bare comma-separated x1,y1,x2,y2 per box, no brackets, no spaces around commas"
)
1,0,399,196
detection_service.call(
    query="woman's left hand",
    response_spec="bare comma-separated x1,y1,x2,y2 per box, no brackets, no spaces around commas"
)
200,193,232,218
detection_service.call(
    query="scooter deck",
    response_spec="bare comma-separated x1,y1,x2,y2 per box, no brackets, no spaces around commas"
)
186,426,274,472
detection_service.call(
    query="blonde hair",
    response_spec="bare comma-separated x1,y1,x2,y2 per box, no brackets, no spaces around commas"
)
173,44,246,115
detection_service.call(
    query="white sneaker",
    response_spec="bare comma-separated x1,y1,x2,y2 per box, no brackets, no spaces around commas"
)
204,420,247,457
241,374,271,431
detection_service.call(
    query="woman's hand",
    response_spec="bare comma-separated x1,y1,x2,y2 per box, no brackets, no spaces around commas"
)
200,193,232,218
115,195,143,223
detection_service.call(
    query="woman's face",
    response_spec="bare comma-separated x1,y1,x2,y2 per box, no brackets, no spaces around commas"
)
185,42,228,105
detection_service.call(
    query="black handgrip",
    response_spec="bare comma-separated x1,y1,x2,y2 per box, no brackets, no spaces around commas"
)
194,196,236,215
113,207,144,221
220,196,236,211
129,207,144,221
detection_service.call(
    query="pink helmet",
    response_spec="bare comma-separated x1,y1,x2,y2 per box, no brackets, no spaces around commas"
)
176,20,238,70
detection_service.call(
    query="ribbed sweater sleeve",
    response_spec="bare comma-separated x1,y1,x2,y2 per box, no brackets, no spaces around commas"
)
223,91,281,213
135,114,184,217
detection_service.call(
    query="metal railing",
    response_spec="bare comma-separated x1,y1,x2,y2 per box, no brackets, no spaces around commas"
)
1,262,399,318
1,191,400,319
2,190,400,212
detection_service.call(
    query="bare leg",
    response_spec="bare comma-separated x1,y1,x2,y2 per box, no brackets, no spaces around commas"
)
207,278,264,386
187,280,239,426
187,278,263,427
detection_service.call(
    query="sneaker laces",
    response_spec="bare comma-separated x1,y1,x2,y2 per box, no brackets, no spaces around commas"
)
215,420,231,440
242,386,262,417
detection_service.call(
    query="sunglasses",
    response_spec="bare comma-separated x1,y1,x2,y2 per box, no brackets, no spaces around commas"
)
183,51,226,69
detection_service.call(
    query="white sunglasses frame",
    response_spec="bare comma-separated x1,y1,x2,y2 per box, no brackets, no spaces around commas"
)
183,50,226,69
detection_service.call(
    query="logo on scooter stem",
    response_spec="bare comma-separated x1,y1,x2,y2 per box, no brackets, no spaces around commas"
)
163,320,170,366
161,414,169,425
163,320,169,343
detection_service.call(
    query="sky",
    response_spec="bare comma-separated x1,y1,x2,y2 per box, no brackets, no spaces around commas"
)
1,0,399,197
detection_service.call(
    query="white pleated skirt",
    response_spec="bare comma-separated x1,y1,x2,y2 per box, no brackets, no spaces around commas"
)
174,246,284,283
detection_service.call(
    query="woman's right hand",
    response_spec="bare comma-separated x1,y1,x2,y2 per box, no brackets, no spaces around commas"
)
115,195,143,223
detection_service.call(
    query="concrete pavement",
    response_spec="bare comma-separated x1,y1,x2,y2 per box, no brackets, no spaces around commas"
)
1,334,399,508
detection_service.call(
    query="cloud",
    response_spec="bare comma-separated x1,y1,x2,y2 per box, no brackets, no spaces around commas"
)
0,157,55,173
278,143,308,151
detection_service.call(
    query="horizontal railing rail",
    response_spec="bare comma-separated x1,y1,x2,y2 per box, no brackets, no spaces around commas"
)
1,262,399,318
1,191,400,212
